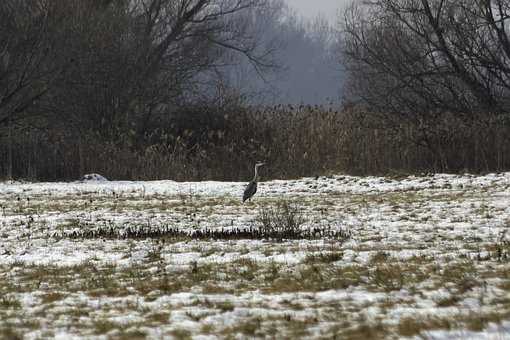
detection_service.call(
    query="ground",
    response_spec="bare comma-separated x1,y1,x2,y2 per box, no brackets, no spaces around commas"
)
1,173,510,339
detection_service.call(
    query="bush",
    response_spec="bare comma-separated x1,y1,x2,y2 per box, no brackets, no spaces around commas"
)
256,201,306,237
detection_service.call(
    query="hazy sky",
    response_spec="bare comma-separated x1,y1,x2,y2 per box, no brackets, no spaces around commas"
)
285,0,350,22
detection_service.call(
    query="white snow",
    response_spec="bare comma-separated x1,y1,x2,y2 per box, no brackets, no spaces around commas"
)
1,172,510,338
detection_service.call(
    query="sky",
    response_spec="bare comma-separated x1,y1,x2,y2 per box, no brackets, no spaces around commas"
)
285,0,350,22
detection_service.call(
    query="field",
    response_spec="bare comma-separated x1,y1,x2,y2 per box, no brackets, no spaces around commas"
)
1,173,510,339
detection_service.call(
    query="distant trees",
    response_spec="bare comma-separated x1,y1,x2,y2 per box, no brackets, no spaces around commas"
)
207,4,342,105
342,0,510,118
0,0,279,139
1,0,343,140
340,0,510,171
0,0,69,128
267,13,341,104
11,0,510,178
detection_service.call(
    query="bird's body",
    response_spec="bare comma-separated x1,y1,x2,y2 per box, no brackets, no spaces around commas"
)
243,181,257,202
243,162,265,202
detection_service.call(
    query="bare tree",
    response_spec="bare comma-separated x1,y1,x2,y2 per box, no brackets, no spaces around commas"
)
340,0,510,171
0,0,279,138
0,0,69,129
125,0,280,136
342,0,510,117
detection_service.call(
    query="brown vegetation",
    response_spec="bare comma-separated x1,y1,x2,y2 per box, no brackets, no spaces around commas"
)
2,104,509,181
2,0,510,181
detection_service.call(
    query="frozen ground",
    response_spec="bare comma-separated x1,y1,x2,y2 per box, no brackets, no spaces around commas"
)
1,173,510,339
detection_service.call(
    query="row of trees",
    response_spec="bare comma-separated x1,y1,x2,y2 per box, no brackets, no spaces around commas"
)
0,0,281,139
0,0,344,180
342,0,510,170
3,0,510,179
343,0,510,120
1,0,341,137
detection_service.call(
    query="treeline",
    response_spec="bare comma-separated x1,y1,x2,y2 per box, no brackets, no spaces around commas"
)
342,0,510,172
0,0,278,136
1,0,510,181
0,0,345,180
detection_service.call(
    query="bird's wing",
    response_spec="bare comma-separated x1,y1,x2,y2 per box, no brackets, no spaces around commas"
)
243,181,257,202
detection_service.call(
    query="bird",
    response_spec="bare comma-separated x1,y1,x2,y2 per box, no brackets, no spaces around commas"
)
243,162,265,203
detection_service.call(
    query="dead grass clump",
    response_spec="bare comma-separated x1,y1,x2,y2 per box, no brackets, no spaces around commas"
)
170,329,192,338
267,263,366,293
369,251,392,264
0,327,23,340
40,292,66,304
304,251,344,264
146,312,170,324
368,264,405,292
255,201,350,241
0,295,21,309
256,201,305,237
440,261,477,294
61,204,350,242
397,316,452,337
485,238,510,262
339,320,387,340
93,319,119,335
435,295,461,307
221,317,263,337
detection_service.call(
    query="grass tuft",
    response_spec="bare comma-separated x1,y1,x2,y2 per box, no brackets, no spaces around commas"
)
59,201,350,242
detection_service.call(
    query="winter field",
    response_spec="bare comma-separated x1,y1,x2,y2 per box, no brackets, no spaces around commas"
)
1,173,510,339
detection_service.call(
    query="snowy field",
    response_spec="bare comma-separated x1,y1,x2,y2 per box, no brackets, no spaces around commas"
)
1,173,510,339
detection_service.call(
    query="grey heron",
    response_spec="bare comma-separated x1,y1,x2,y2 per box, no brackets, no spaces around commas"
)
243,162,265,203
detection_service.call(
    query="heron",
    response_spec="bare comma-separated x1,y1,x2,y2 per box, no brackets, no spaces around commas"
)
243,162,265,203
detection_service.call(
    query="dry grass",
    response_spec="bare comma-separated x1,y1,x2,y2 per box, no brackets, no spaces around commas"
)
2,106,510,181
2,173,510,338
2,239,510,338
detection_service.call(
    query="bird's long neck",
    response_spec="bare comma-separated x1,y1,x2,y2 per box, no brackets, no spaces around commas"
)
252,166,259,182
